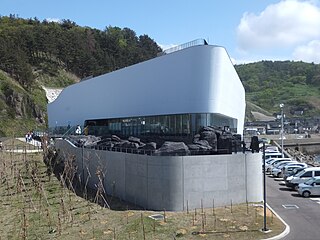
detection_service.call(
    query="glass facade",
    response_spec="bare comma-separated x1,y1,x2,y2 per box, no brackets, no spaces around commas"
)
84,113,237,141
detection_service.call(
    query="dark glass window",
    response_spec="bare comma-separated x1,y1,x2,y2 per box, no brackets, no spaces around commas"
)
83,112,237,138
301,171,312,177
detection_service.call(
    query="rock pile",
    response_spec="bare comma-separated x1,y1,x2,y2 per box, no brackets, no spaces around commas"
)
67,126,243,156
286,148,320,167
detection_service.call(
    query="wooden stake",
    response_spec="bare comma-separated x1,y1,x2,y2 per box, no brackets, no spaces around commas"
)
201,199,203,213
187,200,189,214
212,198,215,216
141,213,146,240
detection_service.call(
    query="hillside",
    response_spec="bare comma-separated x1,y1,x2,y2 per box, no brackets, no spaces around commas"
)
1,16,320,136
0,15,162,136
236,61,320,120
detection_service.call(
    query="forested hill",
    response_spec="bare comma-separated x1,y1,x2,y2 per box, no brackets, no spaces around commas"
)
1,16,320,136
0,15,162,87
235,61,320,120
0,15,162,136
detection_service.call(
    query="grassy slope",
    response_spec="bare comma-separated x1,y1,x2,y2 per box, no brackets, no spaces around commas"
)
0,67,79,136
0,140,285,239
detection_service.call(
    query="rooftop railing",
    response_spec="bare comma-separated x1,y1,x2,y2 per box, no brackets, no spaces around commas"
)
158,38,208,56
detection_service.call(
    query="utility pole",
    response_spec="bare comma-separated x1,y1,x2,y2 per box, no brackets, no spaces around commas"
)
280,103,284,157
262,142,269,232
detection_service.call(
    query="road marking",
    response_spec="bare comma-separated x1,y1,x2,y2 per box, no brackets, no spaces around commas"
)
282,204,299,209
309,198,320,205
310,198,320,201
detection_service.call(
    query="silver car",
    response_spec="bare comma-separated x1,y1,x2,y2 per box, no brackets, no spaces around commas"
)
266,158,292,173
298,178,320,198
271,161,304,178
283,166,306,180
271,161,296,177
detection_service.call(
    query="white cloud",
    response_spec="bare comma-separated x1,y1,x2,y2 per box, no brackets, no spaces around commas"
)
293,40,320,63
45,18,61,23
237,0,320,51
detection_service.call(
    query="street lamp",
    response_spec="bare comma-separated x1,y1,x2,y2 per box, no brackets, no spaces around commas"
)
280,104,284,157
261,141,269,232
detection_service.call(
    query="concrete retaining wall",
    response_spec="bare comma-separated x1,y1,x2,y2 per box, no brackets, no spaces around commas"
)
55,139,262,211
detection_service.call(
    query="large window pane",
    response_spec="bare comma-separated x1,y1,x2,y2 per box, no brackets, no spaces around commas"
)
195,113,207,132
182,114,190,135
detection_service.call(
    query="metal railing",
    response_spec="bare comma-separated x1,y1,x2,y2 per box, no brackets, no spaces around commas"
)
1,144,43,153
67,140,243,156
158,39,208,56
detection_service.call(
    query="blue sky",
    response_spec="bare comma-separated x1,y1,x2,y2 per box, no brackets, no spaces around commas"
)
2,0,320,64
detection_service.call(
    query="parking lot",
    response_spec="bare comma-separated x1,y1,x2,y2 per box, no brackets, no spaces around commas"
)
266,170,320,240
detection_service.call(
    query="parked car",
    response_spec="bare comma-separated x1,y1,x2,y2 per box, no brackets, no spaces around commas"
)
264,146,279,153
297,177,320,197
283,166,307,180
271,161,304,178
286,167,320,190
265,157,287,168
280,162,310,179
266,158,292,173
265,152,283,161
270,160,293,177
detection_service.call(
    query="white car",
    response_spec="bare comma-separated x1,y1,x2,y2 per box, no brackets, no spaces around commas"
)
298,177,320,197
282,166,306,180
286,167,320,190
271,161,300,177
264,152,283,161
266,158,292,173
265,146,279,153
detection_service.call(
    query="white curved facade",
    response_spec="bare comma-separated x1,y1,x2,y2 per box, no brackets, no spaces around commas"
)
48,44,245,135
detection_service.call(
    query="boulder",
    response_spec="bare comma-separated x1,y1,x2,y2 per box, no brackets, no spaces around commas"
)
187,144,201,151
193,139,211,148
200,126,216,132
122,141,140,149
155,141,190,156
128,136,141,144
111,135,121,142
97,140,114,148
83,135,101,147
114,140,129,147
199,130,217,151
193,134,200,142
140,142,157,150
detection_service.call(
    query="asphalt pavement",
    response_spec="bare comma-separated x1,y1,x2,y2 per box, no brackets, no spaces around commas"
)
267,174,320,240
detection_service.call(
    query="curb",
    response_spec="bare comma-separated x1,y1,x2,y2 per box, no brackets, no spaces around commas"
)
263,203,290,240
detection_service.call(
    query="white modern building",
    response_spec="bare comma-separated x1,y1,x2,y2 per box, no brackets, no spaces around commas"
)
48,41,263,211
48,40,245,140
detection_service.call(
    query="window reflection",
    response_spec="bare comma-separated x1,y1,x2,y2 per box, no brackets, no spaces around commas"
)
84,113,237,139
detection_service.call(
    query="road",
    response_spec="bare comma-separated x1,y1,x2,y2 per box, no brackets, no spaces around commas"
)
267,174,320,240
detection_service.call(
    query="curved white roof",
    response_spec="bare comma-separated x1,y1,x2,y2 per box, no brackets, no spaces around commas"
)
48,45,245,134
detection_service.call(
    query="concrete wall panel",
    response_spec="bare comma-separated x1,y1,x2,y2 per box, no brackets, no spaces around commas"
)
55,139,262,211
